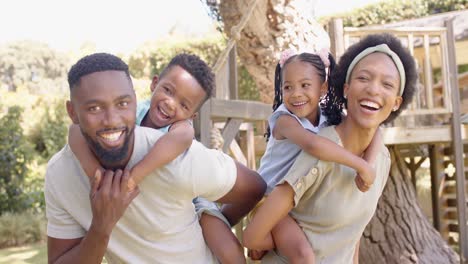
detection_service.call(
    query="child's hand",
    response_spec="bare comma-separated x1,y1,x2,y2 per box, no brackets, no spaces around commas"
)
126,169,138,193
355,163,375,192
248,249,267,261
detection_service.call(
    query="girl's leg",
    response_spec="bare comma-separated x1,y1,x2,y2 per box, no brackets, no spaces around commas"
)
271,215,315,264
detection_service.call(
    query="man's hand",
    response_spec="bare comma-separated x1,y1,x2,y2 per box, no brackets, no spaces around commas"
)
89,169,140,235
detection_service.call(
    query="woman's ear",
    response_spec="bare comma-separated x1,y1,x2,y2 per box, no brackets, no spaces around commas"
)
191,112,198,119
343,83,349,99
392,96,403,112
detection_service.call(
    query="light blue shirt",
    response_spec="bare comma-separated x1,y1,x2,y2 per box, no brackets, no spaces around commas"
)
136,99,170,132
258,104,327,193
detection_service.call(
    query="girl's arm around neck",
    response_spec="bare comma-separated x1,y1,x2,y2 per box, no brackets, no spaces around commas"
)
130,120,194,185
274,115,375,188
242,183,294,250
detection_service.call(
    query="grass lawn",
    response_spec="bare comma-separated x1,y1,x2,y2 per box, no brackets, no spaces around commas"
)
0,242,46,264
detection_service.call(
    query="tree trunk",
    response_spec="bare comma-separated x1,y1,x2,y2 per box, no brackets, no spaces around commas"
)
219,0,327,104
360,147,458,263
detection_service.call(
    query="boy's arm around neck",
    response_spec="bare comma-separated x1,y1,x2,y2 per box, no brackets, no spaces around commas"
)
131,120,194,185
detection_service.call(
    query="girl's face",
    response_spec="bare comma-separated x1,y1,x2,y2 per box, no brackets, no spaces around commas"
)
344,52,403,129
281,60,326,125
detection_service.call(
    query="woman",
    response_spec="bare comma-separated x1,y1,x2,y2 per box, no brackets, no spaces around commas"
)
243,33,417,263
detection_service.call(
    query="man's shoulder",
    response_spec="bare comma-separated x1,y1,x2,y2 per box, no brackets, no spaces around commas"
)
46,145,74,173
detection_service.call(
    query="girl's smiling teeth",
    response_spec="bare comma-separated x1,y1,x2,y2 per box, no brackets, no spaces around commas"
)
291,101,307,107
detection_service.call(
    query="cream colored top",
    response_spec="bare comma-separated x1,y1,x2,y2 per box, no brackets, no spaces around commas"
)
262,126,390,264
45,126,237,263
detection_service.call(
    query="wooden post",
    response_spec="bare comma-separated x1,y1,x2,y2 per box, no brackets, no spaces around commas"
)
198,99,212,147
445,19,468,263
429,144,442,232
328,18,344,61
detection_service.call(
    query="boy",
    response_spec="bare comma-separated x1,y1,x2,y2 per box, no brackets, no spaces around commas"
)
69,53,246,263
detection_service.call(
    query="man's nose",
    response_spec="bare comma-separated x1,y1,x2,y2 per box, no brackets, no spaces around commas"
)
102,108,120,127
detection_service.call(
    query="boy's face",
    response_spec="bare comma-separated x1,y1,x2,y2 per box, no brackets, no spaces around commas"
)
147,65,207,128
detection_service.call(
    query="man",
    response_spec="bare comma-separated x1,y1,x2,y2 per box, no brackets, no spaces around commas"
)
45,53,265,263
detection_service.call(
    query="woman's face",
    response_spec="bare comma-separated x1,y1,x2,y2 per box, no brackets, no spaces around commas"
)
344,52,403,129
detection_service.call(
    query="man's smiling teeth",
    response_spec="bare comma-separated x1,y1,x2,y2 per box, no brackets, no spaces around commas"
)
360,100,380,110
292,101,307,106
101,131,122,141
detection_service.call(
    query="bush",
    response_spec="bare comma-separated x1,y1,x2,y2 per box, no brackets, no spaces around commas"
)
0,106,33,214
0,211,46,248
29,99,69,160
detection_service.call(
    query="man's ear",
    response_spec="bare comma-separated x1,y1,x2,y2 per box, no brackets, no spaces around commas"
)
150,75,159,93
66,100,79,124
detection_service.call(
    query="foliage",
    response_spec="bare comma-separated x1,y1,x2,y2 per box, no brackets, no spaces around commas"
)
29,99,69,160
127,36,259,101
0,40,70,94
0,211,46,248
320,0,468,27
0,107,32,214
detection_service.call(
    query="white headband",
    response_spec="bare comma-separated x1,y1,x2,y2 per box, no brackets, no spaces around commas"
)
345,44,406,96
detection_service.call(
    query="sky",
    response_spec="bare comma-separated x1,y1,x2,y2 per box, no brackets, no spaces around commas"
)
0,0,385,54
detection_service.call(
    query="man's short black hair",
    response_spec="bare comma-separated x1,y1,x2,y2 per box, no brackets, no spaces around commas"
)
68,53,131,90
159,53,215,100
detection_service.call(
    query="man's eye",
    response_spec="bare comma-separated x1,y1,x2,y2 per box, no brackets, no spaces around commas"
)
89,106,100,112
119,101,129,107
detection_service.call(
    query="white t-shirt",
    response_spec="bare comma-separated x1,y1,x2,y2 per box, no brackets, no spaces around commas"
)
45,126,237,263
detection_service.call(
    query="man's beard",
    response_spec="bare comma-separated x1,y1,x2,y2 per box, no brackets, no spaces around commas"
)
81,126,134,170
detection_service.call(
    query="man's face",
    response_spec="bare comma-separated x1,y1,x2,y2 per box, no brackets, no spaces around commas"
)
67,70,137,170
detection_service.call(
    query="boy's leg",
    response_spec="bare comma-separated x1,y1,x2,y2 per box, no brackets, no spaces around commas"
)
271,215,315,264
200,214,246,264
194,197,245,264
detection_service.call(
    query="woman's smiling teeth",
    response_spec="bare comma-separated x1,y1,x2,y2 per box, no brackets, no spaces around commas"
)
360,100,381,111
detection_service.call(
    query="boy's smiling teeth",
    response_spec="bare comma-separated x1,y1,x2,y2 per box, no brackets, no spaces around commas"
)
159,107,170,119
100,131,122,141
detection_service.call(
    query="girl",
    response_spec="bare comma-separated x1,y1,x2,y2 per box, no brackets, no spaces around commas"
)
246,47,379,263
244,33,417,263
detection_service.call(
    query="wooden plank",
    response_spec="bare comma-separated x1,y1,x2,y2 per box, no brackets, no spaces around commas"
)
382,125,468,145
429,144,443,232
198,100,212,147
344,27,446,36
228,46,238,100
245,123,256,170
222,118,243,153
423,34,434,108
229,139,247,165
446,19,468,263
210,98,271,120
